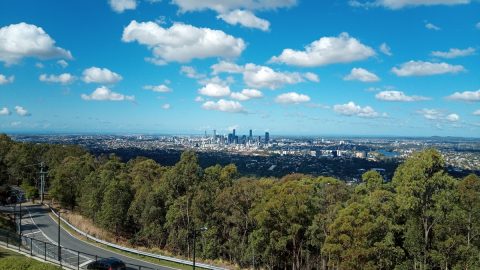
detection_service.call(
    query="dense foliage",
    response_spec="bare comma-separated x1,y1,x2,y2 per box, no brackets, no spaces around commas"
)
1,134,480,269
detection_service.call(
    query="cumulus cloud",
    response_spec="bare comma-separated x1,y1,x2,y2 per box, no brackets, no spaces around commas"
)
14,106,30,116
210,61,319,89
473,109,480,116
0,74,14,85
0,107,10,116
270,33,375,67
244,63,305,89
349,0,470,9
380,43,392,56
180,66,205,79
202,99,245,113
446,113,460,122
446,89,480,102
425,22,441,31
39,73,76,84
431,47,476,59
417,108,460,122
122,20,246,64
194,96,205,102
375,90,430,102
81,86,134,101
211,61,244,75
143,84,172,93
162,103,171,110
275,92,310,104
344,68,380,82
334,102,380,118
230,89,263,101
198,83,231,97
82,67,122,84
392,61,465,76
304,72,320,82
109,0,137,13
218,10,270,31
0,22,72,65
57,59,68,68
171,0,297,13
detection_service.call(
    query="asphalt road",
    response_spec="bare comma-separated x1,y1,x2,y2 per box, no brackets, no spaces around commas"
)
13,204,176,270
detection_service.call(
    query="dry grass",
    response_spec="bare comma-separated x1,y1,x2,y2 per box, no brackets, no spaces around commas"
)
49,204,238,269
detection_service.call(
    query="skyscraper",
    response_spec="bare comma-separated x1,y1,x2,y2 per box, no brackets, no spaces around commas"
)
265,132,270,144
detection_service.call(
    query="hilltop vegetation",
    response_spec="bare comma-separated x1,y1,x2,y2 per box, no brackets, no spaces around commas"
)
1,134,480,269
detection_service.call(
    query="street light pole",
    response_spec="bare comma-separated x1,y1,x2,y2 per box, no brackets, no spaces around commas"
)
57,210,61,264
192,226,207,270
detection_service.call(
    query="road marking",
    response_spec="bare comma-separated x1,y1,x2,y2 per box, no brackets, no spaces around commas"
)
23,230,41,236
79,260,93,268
46,209,180,270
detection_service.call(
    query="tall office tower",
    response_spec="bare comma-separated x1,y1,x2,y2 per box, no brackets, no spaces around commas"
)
233,129,236,137
265,132,270,144
249,129,253,141
213,129,217,139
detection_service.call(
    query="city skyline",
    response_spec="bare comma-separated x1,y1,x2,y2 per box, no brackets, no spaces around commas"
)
0,1,479,136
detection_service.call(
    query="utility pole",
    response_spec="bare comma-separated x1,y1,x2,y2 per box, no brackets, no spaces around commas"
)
57,210,62,264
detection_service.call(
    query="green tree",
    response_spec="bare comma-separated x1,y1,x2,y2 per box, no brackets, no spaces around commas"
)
392,149,455,269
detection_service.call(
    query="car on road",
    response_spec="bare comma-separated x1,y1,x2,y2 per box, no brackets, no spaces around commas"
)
86,257,126,270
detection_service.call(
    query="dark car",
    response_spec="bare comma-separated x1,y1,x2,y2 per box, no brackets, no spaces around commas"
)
86,257,126,270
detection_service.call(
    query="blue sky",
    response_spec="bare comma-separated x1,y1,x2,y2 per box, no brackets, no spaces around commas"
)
0,0,479,136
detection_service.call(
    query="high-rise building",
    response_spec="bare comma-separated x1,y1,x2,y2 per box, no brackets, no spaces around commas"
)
249,129,252,138
265,132,270,144
233,129,236,137
213,129,217,139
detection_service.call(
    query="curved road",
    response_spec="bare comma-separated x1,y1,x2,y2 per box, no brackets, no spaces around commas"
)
20,204,176,270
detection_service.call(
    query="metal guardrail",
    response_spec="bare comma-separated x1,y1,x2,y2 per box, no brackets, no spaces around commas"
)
0,230,157,270
47,205,227,270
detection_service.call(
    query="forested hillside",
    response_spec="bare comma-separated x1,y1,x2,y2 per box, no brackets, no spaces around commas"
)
1,134,479,269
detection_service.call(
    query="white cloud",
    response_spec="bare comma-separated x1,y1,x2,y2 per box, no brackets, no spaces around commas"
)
180,66,205,79
171,0,297,13
380,43,392,56
39,73,76,84
81,86,134,101
243,63,304,89
446,113,460,122
0,22,72,65
82,67,122,84
334,102,380,118
344,68,380,82
198,83,231,97
446,89,480,102
57,59,68,68
162,103,171,110
431,47,475,59
0,107,10,116
270,33,375,67
0,74,14,85
218,10,270,31
194,96,205,102
275,92,310,104
230,89,263,101
35,62,44,68
14,106,30,116
143,84,172,93
375,90,430,102
210,61,319,89
473,109,480,116
202,99,245,113
304,72,320,82
392,61,465,76
418,108,460,122
476,22,480,30
211,61,244,75
109,0,137,13
425,22,441,31
349,0,470,9
122,20,246,64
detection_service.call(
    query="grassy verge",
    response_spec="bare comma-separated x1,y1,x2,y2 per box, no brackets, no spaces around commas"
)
0,247,60,270
48,212,195,270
